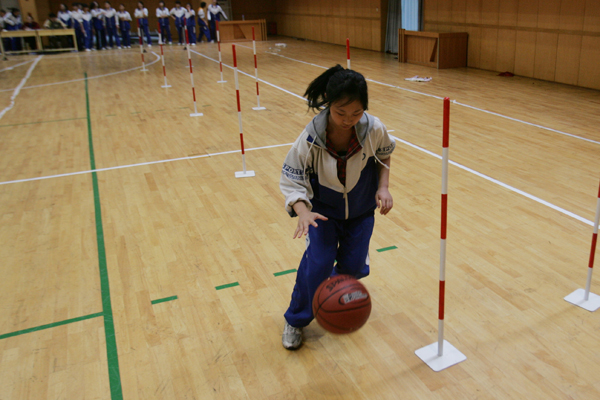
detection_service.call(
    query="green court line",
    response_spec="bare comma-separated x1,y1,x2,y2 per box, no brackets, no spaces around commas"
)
376,246,398,252
105,114,116,117
0,312,103,340
215,282,239,290
131,111,141,114
85,72,123,400
178,106,189,109
155,109,166,112
274,269,297,277
151,295,178,305
0,117,86,128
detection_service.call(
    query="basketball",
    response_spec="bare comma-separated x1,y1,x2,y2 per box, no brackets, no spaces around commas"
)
312,275,372,334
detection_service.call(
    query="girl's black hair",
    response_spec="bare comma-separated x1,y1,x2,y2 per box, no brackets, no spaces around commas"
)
200,1,206,7
304,65,368,112
137,1,144,7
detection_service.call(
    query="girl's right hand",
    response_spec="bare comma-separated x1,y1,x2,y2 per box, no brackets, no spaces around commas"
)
294,211,328,239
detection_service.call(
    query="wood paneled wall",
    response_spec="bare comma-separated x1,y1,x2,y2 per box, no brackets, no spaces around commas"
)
272,0,389,52
423,0,600,90
229,0,274,22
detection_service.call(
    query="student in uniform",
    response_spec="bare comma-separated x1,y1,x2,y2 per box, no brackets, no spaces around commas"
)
134,1,151,47
103,1,120,48
117,4,131,48
196,1,211,43
279,65,395,350
90,2,107,50
170,1,185,45
4,8,23,51
57,4,72,27
184,3,195,45
207,0,226,43
81,3,93,51
71,3,85,51
156,1,171,44
22,14,40,50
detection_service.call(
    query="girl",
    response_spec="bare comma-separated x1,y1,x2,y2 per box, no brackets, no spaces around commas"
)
170,1,185,45
57,4,72,27
207,0,226,43
279,65,395,350
117,4,131,48
134,1,151,47
71,3,85,51
4,8,23,51
196,1,211,43
103,1,120,48
156,1,172,44
184,3,195,45
90,1,107,50
81,4,93,51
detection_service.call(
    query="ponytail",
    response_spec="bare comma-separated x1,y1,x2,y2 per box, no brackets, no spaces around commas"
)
304,64,368,112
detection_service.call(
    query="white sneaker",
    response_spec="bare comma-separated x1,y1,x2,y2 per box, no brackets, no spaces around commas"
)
191,43,196,46
147,44,152,48
85,48,91,52
168,42,173,45
282,323,303,350
117,46,122,49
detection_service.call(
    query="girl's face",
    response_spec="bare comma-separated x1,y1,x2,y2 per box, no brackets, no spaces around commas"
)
328,99,364,131
60,4,66,11
137,3,142,9
119,5,125,11
105,3,110,9
186,4,191,10
159,2,164,7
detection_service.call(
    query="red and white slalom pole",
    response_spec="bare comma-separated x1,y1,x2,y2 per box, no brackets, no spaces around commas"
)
185,22,202,117
346,38,351,69
232,44,254,178
565,178,600,311
138,20,148,72
158,22,171,88
251,27,266,111
415,97,466,372
216,21,226,83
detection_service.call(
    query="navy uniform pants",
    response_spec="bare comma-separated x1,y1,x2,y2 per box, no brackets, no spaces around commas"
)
284,211,374,328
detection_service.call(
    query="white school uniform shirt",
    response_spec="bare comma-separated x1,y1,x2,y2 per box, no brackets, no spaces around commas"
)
71,10,84,23
156,7,170,18
207,4,227,21
134,8,148,19
185,9,195,20
170,7,186,19
82,12,92,22
104,8,119,27
197,9,207,20
90,8,104,21
118,11,132,22
3,12,16,27
57,10,71,24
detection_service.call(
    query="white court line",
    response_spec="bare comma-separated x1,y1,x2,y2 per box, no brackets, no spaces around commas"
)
392,135,593,227
264,50,600,146
0,52,161,93
0,143,294,186
0,56,42,121
188,48,593,227
0,59,33,73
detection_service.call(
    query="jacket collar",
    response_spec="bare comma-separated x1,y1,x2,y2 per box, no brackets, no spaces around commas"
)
306,108,373,148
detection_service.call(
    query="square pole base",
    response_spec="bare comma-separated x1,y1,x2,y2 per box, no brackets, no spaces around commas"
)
415,340,467,372
190,113,203,117
235,170,255,178
140,68,148,72
252,107,267,111
161,85,172,88
564,288,600,312
217,80,227,83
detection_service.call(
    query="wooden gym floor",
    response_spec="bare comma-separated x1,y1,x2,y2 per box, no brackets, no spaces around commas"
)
0,38,599,399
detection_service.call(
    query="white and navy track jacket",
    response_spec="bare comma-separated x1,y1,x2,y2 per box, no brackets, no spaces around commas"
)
280,109,395,220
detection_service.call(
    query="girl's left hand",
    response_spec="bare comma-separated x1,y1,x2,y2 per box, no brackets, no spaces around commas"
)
376,188,393,215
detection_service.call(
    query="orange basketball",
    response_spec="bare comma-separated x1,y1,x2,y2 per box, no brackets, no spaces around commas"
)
312,274,372,334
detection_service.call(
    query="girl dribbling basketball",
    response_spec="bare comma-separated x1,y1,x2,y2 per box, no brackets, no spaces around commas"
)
280,65,396,350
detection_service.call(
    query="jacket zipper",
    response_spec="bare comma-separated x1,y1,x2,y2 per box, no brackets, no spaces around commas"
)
344,186,349,220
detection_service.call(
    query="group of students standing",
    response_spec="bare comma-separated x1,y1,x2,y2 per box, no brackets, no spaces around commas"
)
51,0,227,52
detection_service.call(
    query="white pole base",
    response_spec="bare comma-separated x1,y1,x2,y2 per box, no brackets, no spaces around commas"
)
235,170,255,178
252,107,266,111
140,68,148,72
189,113,203,117
415,340,467,372
217,80,227,83
564,288,600,312
161,84,172,88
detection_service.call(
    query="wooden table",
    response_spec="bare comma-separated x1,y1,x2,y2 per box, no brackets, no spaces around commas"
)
1,29,77,55
218,20,267,43
398,30,468,69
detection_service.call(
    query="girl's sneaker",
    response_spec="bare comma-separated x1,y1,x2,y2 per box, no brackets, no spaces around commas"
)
282,323,303,350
